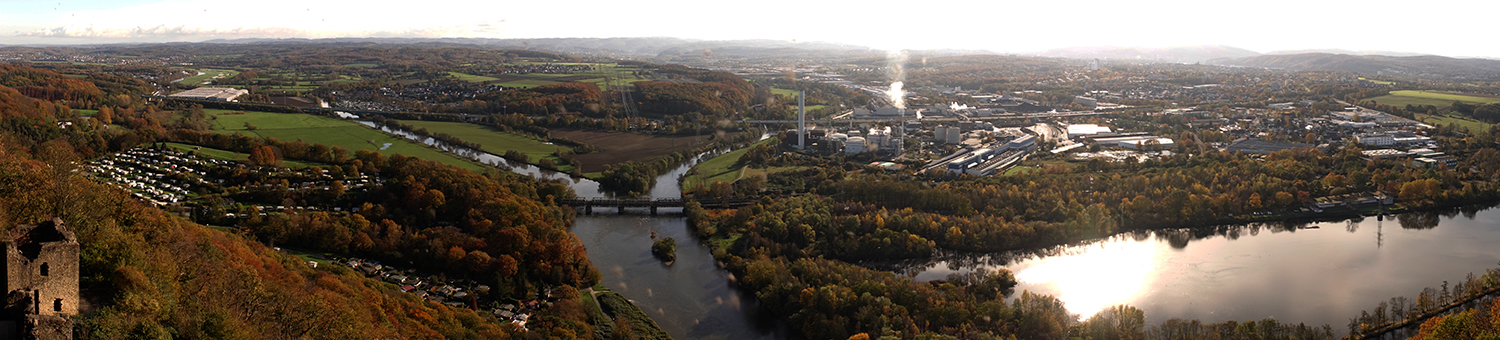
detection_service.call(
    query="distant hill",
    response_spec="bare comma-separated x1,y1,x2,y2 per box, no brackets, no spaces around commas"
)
195,37,882,61
1033,45,1261,63
1264,48,1433,57
1209,53,1500,79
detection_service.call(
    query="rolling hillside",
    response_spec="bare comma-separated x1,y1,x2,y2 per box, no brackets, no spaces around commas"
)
1210,53,1500,79
1034,45,1261,63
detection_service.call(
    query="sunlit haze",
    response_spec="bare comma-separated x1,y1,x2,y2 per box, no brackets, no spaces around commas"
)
2,0,1497,58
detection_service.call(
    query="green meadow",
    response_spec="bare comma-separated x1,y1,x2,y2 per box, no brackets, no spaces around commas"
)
682,139,804,189
1365,90,1500,108
201,109,482,171
396,120,575,172
1416,113,1493,132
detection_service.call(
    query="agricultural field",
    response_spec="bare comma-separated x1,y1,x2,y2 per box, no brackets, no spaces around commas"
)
178,69,241,86
448,72,500,83
395,120,576,172
549,129,719,173
1416,113,1494,133
202,110,483,171
1365,90,1500,108
490,78,561,88
394,120,716,173
224,70,365,92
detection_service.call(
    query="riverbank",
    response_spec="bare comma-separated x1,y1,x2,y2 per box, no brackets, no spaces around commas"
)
584,285,673,340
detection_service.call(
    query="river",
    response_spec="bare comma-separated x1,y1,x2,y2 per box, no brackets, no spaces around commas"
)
362,120,788,339
361,119,1500,336
568,158,792,340
895,206,1500,329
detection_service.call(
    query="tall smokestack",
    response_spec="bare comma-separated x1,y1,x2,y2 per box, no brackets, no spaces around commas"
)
798,91,806,150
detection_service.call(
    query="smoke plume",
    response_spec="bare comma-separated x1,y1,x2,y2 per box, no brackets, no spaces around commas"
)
885,50,908,109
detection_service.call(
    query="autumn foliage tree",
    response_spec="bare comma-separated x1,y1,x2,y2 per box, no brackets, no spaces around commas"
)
247,145,282,166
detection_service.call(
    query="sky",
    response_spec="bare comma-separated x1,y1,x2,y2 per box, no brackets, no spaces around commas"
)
2,0,1497,58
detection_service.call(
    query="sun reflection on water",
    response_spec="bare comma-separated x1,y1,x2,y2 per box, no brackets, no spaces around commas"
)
1012,239,1164,320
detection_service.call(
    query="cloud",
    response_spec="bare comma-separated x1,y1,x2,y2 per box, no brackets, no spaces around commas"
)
18,22,509,41
22,25,306,39
5,0,1497,58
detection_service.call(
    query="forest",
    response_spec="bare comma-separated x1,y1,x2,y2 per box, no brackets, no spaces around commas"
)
690,134,1500,261
632,65,757,117
0,68,609,339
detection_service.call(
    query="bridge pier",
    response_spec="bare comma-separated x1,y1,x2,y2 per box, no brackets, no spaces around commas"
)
618,206,625,214
584,205,592,215
650,206,658,215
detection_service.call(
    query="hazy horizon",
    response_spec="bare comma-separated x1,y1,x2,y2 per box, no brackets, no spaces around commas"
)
2,0,1496,59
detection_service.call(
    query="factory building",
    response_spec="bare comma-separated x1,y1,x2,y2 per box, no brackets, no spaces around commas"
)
1066,124,1112,139
1356,133,1396,147
946,135,1038,175
838,126,904,155
1413,155,1459,169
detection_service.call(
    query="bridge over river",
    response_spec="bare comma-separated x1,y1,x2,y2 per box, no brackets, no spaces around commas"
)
558,197,759,215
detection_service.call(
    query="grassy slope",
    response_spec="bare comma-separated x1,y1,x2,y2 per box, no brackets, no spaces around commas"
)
163,142,325,169
682,139,804,190
683,143,757,189
395,120,574,172
203,109,482,171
